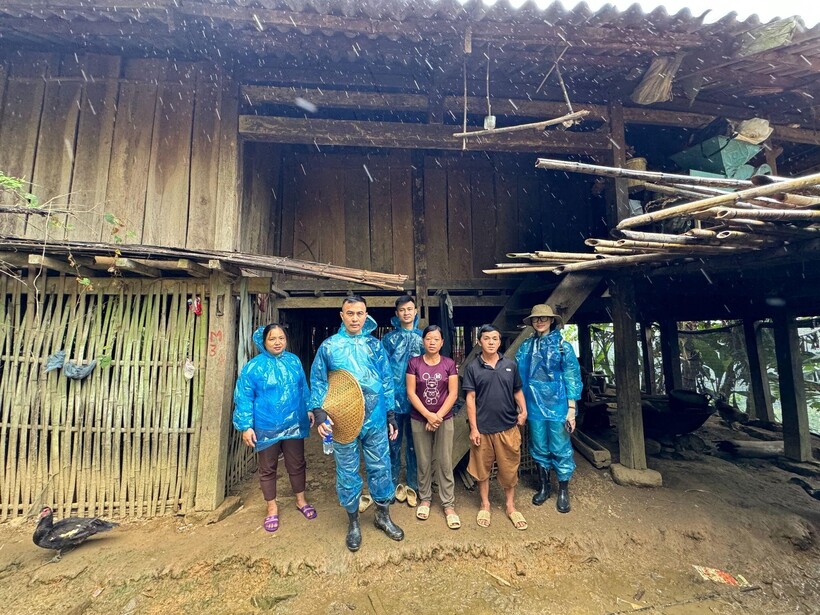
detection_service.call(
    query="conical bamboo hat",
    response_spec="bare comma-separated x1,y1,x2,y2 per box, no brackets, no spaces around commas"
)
324,369,365,444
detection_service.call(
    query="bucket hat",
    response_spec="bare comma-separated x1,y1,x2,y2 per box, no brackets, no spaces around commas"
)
523,304,563,329
324,369,365,444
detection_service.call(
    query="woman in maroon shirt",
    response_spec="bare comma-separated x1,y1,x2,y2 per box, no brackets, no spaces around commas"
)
406,325,460,529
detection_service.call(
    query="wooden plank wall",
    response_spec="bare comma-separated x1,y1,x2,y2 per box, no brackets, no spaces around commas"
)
244,148,573,280
0,51,240,251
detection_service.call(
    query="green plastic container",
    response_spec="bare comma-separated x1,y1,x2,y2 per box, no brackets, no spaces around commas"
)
671,136,761,177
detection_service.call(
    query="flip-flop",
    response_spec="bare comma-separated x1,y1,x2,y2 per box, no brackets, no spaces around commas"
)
358,494,374,513
476,509,491,528
394,484,407,503
263,514,279,532
405,487,418,507
416,503,430,520
296,504,317,520
446,513,461,530
508,511,528,531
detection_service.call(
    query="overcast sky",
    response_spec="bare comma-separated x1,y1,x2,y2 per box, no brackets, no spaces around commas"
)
519,1,820,26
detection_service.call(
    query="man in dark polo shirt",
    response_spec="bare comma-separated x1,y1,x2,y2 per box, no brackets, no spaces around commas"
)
463,324,528,530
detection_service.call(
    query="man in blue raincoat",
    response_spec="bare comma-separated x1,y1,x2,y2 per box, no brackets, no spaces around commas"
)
516,304,582,513
311,296,404,551
381,296,423,498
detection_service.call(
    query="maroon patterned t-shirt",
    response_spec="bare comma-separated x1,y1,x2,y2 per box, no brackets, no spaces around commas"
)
406,355,458,421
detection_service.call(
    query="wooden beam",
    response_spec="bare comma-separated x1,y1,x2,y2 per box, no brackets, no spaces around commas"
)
411,150,428,325
658,318,683,394
610,275,647,470
27,254,93,277
273,294,508,309
242,85,428,111
772,312,811,462
607,101,629,227
239,116,612,153
176,258,210,278
195,273,238,510
93,256,161,278
742,319,775,423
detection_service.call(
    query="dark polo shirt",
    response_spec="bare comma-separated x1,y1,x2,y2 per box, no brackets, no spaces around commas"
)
462,353,523,435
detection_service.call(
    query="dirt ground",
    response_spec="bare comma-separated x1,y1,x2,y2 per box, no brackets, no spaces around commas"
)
1,417,819,615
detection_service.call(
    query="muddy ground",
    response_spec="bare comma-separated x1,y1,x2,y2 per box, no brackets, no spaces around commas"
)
1,417,819,615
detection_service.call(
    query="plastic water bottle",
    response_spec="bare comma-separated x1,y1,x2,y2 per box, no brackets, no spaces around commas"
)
322,419,333,455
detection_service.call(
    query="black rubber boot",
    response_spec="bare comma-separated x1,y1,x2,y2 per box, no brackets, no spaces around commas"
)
374,503,404,541
556,480,571,514
532,466,552,506
346,511,362,551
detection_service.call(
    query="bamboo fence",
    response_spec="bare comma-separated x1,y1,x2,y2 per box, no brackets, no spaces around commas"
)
0,276,207,520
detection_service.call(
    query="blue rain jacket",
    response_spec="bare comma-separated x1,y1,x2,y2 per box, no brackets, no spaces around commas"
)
381,315,423,414
232,327,311,453
309,315,395,431
516,329,582,422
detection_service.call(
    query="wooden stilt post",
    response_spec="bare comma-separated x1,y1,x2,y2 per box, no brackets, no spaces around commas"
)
640,323,655,395
607,101,630,228
411,150,428,326
659,319,682,394
577,320,593,376
772,312,810,461
742,319,775,422
195,273,239,510
610,275,647,470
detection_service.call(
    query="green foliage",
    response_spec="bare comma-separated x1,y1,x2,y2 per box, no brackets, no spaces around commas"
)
0,171,39,207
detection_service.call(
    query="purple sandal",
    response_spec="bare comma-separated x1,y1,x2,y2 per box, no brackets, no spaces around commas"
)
263,514,279,532
297,504,317,520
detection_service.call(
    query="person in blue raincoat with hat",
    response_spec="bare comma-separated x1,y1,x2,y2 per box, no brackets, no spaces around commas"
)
233,323,316,533
311,296,404,552
381,295,424,502
516,304,582,513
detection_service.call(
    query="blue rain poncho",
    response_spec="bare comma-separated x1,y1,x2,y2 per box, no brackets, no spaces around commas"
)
309,315,395,512
380,315,423,414
233,327,311,453
516,329,582,422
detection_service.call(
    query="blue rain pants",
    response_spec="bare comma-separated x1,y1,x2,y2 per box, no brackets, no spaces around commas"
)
388,413,417,490
334,422,394,513
528,419,576,481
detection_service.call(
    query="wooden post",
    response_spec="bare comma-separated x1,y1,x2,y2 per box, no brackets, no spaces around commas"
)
411,150,429,326
658,319,682,394
195,273,238,510
610,275,647,470
607,101,630,228
772,312,811,461
214,66,242,252
742,319,775,422
639,323,655,395
577,320,593,376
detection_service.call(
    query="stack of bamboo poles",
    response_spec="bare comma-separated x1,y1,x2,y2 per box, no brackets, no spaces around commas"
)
483,160,820,276
0,276,206,520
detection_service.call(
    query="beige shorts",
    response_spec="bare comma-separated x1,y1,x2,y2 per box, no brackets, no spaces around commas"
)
467,425,521,489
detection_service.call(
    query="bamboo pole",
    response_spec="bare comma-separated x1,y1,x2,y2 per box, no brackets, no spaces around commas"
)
554,252,690,274
535,157,755,188
483,265,564,275
453,110,589,138
720,218,820,238
616,229,712,245
507,251,601,261
586,238,733,253
716,207,820,221
617,173,820,229
669,183,793,209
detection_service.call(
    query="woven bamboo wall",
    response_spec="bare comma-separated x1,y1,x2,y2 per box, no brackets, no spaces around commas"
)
0,277,208,520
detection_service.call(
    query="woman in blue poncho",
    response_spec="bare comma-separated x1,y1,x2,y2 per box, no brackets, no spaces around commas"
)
233,323,316,532
515,305,582,514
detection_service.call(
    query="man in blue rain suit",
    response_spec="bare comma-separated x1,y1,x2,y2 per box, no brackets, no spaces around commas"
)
381,295,424,500
516,304,582,513
311,296,404,551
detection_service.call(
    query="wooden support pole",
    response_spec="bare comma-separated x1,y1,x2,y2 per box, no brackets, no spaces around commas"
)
411,151,429,326
195,273,239,510
610,275,647,470
772,312,811,461
742,319,775,423
607,102,630,228
640,323,655,395
658,319,683,394
577,320,593,376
